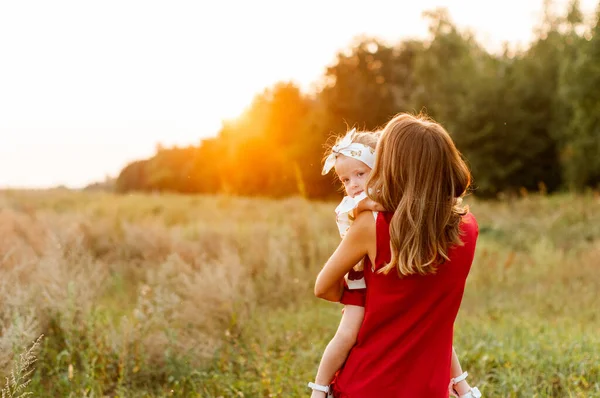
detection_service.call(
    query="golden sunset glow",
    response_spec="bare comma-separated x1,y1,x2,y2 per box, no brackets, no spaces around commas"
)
0,0,597,188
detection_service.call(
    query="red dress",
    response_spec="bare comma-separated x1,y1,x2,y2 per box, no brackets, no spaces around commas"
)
333,211,479,397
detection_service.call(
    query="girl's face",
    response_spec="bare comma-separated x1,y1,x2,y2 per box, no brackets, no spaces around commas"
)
334,155,372,198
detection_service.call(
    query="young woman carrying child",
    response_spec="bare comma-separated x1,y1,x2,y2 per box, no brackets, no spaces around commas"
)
309,115,481,397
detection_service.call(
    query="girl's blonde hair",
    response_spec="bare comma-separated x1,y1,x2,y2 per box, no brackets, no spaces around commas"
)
323,129,381,161
349,130,380,150
366,113,471,277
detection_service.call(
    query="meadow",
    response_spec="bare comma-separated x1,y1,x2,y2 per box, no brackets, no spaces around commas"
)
0,189,598,397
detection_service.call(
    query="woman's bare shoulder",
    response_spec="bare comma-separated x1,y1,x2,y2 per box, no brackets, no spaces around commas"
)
350,210,377,237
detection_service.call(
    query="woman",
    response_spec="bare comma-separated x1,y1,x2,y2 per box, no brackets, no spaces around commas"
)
313,113,480,397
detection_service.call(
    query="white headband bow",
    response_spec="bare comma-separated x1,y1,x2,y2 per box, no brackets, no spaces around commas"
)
322,128,376,175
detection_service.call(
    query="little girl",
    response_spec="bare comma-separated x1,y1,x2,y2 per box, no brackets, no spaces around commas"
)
308,128,481,398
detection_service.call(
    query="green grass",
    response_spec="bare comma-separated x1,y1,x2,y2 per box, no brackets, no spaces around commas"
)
198,306,599,397
197,240,600,397
0,190,599,397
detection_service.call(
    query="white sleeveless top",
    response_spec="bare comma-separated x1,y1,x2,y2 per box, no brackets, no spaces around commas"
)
334,193,377,290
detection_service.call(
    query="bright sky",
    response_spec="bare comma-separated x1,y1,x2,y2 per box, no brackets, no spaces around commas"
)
0,0,597,188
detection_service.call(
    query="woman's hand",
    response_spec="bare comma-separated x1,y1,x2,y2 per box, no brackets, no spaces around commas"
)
315,212,376,301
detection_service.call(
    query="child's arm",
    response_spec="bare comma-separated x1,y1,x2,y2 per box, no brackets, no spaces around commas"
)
450,346,473,396
310,305,364,398
353,196,384,216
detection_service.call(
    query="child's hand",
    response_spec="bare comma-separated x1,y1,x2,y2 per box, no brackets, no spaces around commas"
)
355,197,384,214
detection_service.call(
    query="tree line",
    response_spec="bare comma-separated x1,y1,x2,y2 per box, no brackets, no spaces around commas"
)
115,3,600,198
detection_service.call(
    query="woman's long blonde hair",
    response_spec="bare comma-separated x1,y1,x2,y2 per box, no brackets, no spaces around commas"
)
366,113,471,277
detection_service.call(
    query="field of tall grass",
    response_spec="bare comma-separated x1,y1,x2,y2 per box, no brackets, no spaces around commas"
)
0,189,598,397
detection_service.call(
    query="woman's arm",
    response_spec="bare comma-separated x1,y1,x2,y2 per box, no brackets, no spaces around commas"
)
315,212,376,302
